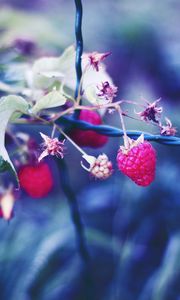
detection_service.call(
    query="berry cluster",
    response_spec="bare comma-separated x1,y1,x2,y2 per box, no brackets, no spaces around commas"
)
69,110,156,187
90,154,113,180
16,108,157,203
0,44,178,221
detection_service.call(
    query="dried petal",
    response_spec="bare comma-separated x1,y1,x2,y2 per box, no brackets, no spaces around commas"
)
137,98,163,123
160,118,177,136
39,132,65,161
97,81,118,103
88,51,111,71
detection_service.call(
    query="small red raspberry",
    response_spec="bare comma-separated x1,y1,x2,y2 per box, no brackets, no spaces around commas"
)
0,208,3,218
18,162,53,198
117,136,156,186
69,110,108,148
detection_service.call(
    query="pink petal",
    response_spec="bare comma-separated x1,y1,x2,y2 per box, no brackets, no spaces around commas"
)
40,132,51,145
38,149,49,162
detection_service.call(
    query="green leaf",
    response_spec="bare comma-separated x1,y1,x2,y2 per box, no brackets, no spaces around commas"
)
32,45,75,89
32,45,114,114
0,95,29,183
0,156,13,173
84,85,98,104
32,57,64,89
31,89,67,114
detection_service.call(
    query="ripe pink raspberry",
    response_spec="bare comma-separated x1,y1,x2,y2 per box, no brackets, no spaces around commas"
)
117,136,156,186
18,162,53,198
69,110,108,148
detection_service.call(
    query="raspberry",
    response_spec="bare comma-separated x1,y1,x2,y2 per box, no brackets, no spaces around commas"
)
0,208,3,218
18,162,53,198
69,110,108,148
90,154,113,179
117,138,156,187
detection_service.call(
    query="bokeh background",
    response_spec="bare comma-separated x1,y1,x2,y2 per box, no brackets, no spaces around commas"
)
0,1,180,300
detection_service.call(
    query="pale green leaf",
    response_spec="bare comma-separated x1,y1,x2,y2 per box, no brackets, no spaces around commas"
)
85,85,99,105
31,90,67,114
83,85,108,116
32,45,75,89
32,57,63,89
0,95,29,182
32,45,115,115
57,45,75,73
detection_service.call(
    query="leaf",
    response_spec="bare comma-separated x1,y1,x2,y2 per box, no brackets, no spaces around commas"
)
84,85,98,105
0,95,29,182
31,89,67,114
57,45,75,73
32,45,74,89
38,71,64,79
32,45,115,116
32,57,63,89
0,156,11,172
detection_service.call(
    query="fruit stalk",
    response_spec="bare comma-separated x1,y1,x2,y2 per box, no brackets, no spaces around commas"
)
116,105,129,149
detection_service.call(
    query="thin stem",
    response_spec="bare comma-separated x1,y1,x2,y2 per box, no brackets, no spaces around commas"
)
51,124,56,138
74,0,83,100
56,159,93,300
51,106,75,121
56,127,87,157
51,99,147,122
116,105,129,149
76,65,90,105
25,114,87,156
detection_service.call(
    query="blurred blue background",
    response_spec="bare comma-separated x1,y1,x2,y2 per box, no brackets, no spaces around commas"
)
0,1,180,299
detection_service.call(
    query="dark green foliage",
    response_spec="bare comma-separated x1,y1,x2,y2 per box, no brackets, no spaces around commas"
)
0,156,12,173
